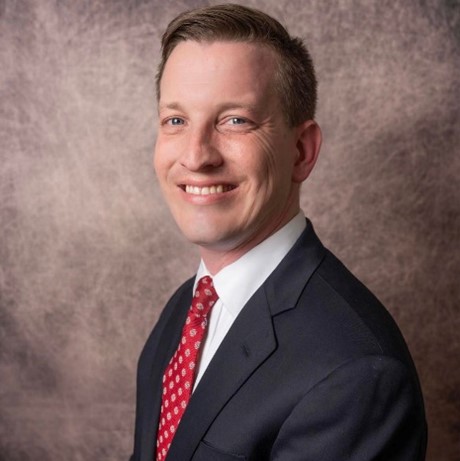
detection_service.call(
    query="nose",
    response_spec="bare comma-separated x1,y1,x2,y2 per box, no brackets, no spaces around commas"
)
180,125,223,171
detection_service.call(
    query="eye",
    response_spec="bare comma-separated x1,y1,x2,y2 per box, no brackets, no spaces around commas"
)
228,117,247,125
219,115,255,133
166,117,185,126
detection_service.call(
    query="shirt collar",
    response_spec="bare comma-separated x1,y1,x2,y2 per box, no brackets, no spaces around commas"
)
195,212,306,319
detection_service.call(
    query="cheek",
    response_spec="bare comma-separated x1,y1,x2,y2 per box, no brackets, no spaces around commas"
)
247,135,290,188
229,134,273,175
153,139,173,180
153,138,162,172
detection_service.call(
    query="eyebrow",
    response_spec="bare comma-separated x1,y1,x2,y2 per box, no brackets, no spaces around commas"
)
218,102,259,114
158,101,259,113
158,102,184,112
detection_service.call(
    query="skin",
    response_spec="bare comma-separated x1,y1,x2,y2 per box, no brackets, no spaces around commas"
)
154,41,322,274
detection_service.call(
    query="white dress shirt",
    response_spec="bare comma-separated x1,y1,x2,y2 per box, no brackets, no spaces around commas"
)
193,212,306,389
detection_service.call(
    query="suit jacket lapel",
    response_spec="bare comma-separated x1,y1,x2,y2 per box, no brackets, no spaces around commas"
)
165,220,326,460
139,281,194,461
166,287,276,460
265,220,326,316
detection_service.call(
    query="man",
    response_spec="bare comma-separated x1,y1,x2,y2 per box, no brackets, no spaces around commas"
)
131,4,427,460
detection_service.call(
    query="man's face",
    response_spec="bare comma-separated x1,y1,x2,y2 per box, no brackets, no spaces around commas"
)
154,41,308,264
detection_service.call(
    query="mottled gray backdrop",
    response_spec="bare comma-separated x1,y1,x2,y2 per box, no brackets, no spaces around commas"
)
1,0,459,460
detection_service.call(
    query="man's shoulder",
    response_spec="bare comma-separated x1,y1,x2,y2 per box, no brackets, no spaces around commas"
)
171,275,195,299
303,248,414,364
160,275,195,317
138,276,195,364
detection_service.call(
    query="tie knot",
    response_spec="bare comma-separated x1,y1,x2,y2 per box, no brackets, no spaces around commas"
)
191,276,218,317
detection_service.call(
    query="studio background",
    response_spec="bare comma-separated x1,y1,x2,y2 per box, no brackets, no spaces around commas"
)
1,0,459,460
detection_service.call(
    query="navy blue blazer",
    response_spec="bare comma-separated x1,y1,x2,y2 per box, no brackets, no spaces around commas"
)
131,221,427,460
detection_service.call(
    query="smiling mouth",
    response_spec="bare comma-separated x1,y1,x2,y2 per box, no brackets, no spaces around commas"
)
182,185,235,195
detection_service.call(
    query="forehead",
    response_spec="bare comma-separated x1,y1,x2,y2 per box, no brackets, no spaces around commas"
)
166,39,277,64
159,40,279,104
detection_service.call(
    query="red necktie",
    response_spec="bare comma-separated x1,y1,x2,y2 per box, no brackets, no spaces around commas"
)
156,276,218,461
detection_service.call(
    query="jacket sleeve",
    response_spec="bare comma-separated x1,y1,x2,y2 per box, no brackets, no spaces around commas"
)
270,355,427,461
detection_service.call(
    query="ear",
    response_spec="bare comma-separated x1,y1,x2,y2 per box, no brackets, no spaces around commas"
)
292,120,322,183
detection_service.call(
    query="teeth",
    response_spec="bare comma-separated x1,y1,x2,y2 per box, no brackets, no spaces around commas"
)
185,185,230,195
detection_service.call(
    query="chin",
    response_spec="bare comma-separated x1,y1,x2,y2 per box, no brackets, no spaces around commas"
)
178,225,237,250
182,231,226,248
176,217,225,241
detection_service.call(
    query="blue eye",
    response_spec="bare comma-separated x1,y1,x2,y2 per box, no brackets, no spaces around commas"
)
168,117,185,125
229,117,246,125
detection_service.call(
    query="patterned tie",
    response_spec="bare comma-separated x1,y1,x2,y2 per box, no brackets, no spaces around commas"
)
156,276,218,461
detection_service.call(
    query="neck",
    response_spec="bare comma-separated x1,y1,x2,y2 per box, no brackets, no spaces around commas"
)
199,207,300,275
